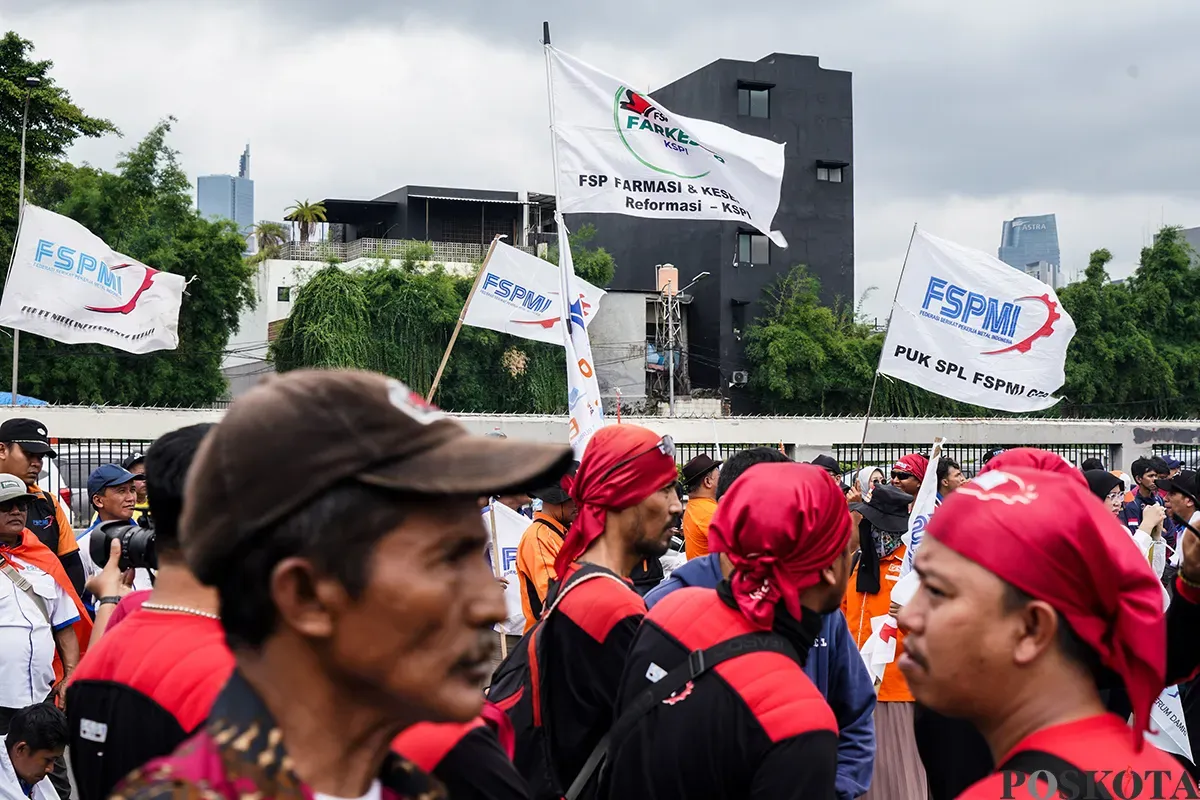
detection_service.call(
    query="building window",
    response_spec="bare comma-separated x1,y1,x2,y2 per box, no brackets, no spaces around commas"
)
277,286,291,302
738,86,770,119
817,166,844,183
737,232,769,266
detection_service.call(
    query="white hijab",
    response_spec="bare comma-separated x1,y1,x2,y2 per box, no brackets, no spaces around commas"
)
855,466,885,501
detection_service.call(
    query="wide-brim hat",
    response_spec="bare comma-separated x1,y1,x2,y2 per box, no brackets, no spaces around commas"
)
849,484,912,533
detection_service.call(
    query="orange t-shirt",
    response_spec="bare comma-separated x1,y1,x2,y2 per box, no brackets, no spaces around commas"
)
683,497,717,561
516,513,568,632
843,543,912,702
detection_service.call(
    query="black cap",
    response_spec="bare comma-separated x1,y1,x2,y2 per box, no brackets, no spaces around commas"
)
681,454,721,489
1157,470,1199,502
810,454,841,475
0,418,56,458
530,460,579,506
121,452,146,471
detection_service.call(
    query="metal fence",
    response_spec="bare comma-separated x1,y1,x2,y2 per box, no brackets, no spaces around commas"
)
832,442,1112,476
41,438,154,527
1151,445,1200,469
272,238,536,264
673,442,793,465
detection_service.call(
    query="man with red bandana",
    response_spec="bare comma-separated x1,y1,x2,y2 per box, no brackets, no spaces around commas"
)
890,453,928,498
603,463,855,799
529,424,681,796
899,467,1192,798
913,447,1092,800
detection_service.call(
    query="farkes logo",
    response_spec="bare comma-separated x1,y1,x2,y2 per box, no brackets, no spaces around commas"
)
614,87,725,179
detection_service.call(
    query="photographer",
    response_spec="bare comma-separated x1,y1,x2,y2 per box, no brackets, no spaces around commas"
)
76,465,153,614
66,425,232,800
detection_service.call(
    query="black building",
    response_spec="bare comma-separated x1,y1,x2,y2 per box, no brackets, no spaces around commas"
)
321,185,556,253
570,52,853,412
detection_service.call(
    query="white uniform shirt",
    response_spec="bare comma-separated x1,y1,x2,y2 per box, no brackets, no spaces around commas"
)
0,550,79,709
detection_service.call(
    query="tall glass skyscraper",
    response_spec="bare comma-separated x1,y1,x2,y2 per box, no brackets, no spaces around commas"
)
999,214,1060,288
197,145,254,239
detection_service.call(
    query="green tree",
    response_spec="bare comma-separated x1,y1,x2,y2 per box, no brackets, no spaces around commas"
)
284,200,327,244
13,120,256,405
543,224,617,287
0,31,117,273
250,221,289,262
271,263,372,370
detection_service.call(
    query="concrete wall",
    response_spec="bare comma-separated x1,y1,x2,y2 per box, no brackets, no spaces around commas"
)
18,405,1200,475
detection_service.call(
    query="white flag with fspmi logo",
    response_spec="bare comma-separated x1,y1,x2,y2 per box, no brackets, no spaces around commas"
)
877,229,1076,412
546,47,788,247
462,240,605,346
0,205,185,353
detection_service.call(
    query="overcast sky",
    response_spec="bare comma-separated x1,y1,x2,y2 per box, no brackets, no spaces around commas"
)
3,0,1199,319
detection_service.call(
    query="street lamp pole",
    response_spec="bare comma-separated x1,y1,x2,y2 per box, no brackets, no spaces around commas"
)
11,76,39,407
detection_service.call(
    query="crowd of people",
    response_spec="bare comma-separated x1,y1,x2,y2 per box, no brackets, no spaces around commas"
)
1,371,1199,799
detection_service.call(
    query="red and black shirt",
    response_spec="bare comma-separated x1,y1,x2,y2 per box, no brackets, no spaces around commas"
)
392,719,527,800
66,610,234,800
605,586,839,800
541,562,645,787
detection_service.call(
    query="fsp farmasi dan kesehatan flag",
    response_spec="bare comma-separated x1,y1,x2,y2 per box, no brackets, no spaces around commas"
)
877,230,1076,412
0,204,185,354
547,46,788,247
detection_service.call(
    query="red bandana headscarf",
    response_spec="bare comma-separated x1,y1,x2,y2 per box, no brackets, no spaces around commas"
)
893,454,929,482
927,467,1164,749
708,463,853,629
554,425,679,576
977,447,1087,489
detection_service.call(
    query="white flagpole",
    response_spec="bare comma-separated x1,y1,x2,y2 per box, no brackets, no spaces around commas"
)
542,22,574,345
858,222,918,466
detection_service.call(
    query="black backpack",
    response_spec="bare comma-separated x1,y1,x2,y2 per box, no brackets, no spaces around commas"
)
489,564,629,800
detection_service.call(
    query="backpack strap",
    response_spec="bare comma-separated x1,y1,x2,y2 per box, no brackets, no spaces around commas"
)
541,563,629,620
565,630,797,800
998,750,1113,800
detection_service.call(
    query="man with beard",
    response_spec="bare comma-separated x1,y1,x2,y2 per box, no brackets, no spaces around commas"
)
899,467,1191,797
522,424,680,797
600,463,855,799
114,370,573,800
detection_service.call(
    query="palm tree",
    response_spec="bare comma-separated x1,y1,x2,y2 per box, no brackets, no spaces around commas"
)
284,200,327,244
252,221,288,259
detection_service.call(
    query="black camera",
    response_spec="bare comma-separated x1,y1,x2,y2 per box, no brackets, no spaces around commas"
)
89,519,157,572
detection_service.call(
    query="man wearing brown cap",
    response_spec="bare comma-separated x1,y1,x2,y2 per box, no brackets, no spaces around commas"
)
681,453,720,560
114,370,572,800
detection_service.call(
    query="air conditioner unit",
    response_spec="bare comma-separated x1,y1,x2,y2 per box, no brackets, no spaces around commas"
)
731,370,750,386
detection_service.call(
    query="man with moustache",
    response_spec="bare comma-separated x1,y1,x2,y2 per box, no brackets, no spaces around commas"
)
520,424,681,798
898,467,1191,798
602,463,857,799
114,370,573,800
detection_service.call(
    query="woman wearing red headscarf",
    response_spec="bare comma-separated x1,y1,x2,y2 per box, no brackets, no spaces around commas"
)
898,467,1192,798
602,463,856,800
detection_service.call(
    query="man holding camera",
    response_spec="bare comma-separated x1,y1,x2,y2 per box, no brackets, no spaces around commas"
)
68,425,233,800
76,465,153,611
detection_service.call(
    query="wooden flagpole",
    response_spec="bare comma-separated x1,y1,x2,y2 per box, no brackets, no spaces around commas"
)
427,234,504,403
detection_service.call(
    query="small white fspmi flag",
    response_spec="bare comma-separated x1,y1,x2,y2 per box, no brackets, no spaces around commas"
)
547,46,788,247
461,241,605,346
483,500,532,636
878,230,1076,412
0,205,185,353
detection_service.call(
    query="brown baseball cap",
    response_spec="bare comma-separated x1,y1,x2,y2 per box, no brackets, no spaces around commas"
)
181,370,573,581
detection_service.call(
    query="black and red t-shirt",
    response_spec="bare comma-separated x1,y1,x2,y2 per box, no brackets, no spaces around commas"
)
605,586,839,800
392,718,527,800
66,610,234,800
541,563,645,787
960,714,1194,799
